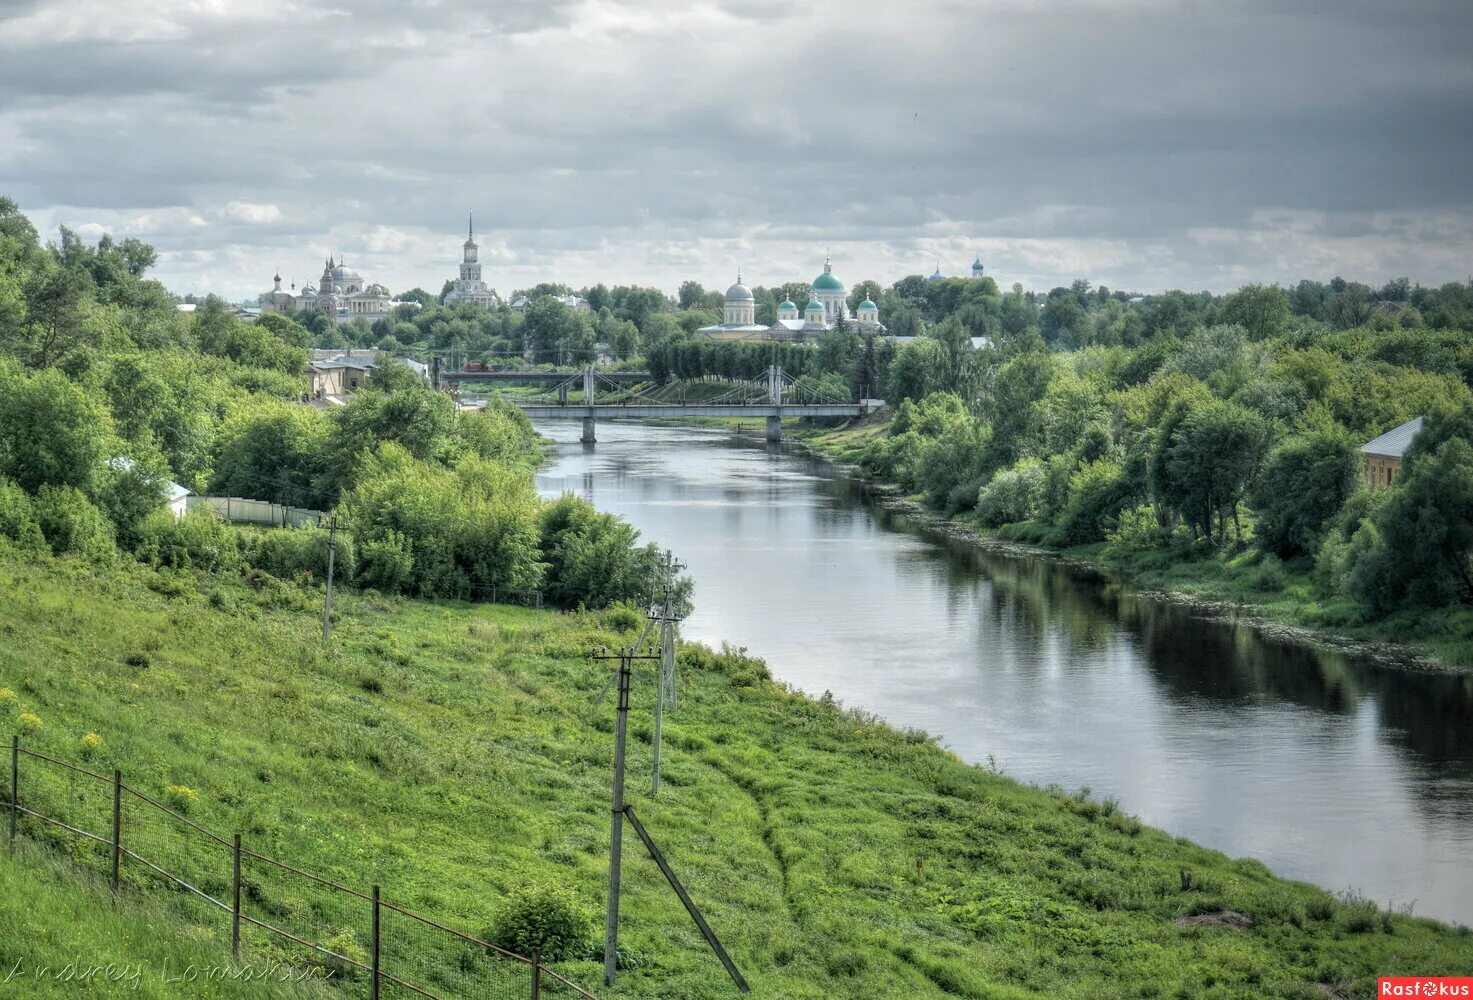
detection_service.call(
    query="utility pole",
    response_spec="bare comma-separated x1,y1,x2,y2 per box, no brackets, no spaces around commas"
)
593,646,658,986
321,514,337,643
651,550,685,796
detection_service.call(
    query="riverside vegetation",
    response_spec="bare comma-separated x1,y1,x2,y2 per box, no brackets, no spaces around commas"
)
2,549,1472,1000
2,200,1472,995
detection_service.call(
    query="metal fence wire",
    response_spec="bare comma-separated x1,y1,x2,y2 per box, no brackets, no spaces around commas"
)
4,737,599,1000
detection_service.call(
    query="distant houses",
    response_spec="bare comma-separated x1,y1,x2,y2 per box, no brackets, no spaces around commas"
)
308,350,428,401
1359,416,1423,488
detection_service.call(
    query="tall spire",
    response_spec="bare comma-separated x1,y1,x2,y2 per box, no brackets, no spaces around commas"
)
468,210,474,242
824,248,832,273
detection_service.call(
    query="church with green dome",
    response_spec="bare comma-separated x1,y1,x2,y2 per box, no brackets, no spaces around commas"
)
696,254,885,341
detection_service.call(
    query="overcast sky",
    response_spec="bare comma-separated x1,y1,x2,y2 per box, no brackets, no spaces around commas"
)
2,0,1471,302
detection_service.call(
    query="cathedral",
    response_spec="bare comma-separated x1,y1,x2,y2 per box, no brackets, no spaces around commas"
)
258,256,393,321
443,213,499,309
696,256,884,342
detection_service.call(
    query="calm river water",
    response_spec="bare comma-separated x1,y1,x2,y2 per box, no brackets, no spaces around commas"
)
533,420,1473,925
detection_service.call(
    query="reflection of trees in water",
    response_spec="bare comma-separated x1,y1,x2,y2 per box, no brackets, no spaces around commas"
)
844,478,1473,780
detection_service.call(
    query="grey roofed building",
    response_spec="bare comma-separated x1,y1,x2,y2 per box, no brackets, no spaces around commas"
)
1359,416,1424,459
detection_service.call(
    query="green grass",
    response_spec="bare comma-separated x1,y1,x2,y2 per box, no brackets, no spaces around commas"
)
0,547,1470,999
0,842,336,998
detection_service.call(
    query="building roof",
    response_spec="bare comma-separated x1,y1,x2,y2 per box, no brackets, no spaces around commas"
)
859,298,877,310
806,299,825,311
1359,416,1424,459
106,457,189,502
725,278,753,301
778,299,797,310
812,272,844,291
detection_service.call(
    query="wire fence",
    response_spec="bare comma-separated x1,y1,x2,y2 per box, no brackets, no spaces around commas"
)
5,736,598,1000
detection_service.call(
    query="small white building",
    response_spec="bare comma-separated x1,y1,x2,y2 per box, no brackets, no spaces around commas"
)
107,457,190,518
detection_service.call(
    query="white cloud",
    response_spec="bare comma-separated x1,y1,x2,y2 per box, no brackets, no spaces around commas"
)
0,0,1469,300
222,201,282,224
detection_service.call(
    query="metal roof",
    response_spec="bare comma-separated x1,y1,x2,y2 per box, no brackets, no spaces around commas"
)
1359,416,1424,459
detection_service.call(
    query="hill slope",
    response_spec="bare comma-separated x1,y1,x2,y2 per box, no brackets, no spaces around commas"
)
0,548,1468,999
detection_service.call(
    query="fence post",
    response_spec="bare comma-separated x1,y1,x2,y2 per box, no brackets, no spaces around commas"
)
371,885,381,1000
232,834,242,957
8,735,16,851
110,769,122,895
531,948,541,1000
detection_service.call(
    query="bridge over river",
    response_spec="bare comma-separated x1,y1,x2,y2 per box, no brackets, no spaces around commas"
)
441,365,876,442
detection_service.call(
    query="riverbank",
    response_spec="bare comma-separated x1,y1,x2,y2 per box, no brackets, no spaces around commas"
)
792,419,1473,672
3,547,1470,998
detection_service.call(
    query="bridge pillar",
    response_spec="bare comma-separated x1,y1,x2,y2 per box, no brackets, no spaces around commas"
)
581,416,597,444
584,367,596,405
765,415,782,442
559,384,569,404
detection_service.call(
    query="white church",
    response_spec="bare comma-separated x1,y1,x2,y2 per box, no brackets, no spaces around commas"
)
696,256,884,342
443,213,499,309
258,256,395,322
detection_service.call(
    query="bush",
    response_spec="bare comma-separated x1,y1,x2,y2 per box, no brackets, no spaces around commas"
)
976,460,1045,527
33,484,116,559
0,477,44,551
485,881,596,961
137,509,239,572
164,785,198,814
1056,459,1131,545
357,529,414,593
243,523,353,583
539,494,688,611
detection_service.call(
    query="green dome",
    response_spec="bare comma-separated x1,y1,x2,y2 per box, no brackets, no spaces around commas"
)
805,299,825,311
859,298,877,311
812,271,844,291
779,299,797,310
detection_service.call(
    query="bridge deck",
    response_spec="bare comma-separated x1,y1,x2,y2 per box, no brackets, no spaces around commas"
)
444,370,653,383
512,403,868,418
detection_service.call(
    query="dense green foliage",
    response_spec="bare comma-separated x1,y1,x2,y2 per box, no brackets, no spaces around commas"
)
780,279,1473,646
2,549,1469,999
0,198,680,611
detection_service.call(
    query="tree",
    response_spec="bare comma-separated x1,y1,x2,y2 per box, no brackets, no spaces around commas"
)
1252,427,1359,558
1344,437,1473,611
539,494,685,610
23,266,92,366
1154,399,1271,543
677,281,708,310
1219,284,1291,340
0,364,111,493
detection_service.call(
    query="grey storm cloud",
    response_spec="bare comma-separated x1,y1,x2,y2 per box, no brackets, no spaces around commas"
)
1,0,1470,299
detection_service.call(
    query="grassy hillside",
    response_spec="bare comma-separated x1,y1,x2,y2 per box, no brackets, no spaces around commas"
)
0,546,1469,1000
0,843,335,999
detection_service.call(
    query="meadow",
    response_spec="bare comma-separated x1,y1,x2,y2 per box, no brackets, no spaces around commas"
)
1,545,1470,1000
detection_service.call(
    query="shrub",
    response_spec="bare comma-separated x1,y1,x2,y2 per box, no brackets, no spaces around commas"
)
1057,459,1131,545
976,460,1044,527
0,477,44,551
485,881,596,961
164,785,199,814
0,688,17,712
137,509,239,572
243,523,353,583
33,484,116,560
356,529,414,594
78,732,104,760
18,712,42,733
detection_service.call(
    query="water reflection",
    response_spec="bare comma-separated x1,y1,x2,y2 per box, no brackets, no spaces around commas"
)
534,420,1473,924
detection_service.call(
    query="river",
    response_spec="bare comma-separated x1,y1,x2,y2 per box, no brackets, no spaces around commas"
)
533,419,1473,926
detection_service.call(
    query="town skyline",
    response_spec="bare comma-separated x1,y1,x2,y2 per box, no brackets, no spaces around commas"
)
3,0,1470,301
